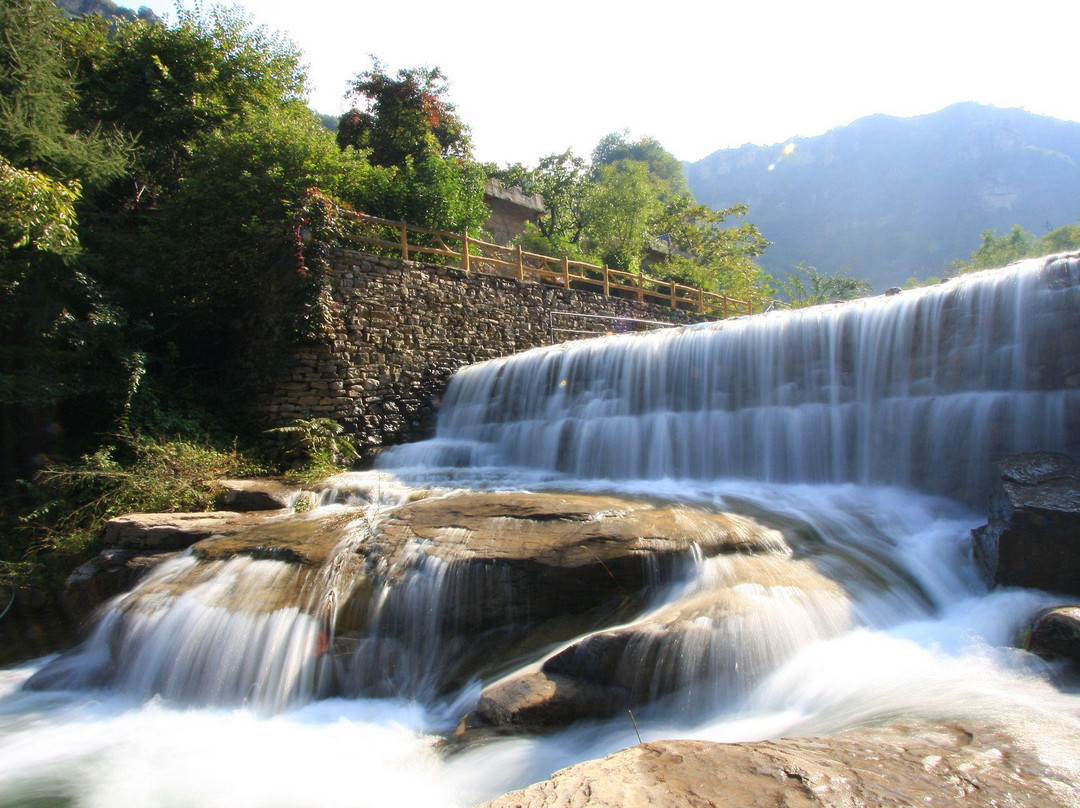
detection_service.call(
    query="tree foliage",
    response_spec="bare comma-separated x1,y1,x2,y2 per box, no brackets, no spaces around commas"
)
591,131,691,199
774,263,873,307
0,157,81,260
946,221,1080,276
338,62,470,167
490,133,771,301
68,4,307,204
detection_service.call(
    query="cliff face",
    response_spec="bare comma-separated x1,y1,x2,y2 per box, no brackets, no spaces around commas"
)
687,103,1080,289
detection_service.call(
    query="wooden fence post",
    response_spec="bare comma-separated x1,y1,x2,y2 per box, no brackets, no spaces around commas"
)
670,281,677,308
400,222,409,261
697,287,704,313
637,268,644,303
462,229,470,272
603,266,610,297
722,296,730,319
563,256,570,288
517,244,525,281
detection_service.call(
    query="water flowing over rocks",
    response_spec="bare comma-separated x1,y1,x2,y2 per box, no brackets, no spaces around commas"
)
972,452,1080,596
476,722,1080,808
38,489,803,707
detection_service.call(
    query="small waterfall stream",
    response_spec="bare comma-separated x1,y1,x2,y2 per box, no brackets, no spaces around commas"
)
2,256,1079,807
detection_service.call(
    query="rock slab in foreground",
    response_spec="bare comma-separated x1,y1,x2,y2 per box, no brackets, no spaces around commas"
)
972,452,1080,596
476,722,1080,807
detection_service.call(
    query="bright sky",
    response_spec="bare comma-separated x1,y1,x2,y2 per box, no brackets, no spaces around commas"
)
138,0,1080,167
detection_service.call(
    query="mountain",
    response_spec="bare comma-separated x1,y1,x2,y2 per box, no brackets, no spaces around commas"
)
685,103,1080,289
54,0,157,23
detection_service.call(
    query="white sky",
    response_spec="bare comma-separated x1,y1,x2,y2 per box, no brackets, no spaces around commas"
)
138,0,1080,167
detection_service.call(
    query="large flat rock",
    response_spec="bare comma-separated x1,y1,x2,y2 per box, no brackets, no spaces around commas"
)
476,722,1080,807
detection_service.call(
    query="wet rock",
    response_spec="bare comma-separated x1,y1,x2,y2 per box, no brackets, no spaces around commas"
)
466,556,848,732
215,478,303,511
474,670,629,731
102,511,279,551
972,452,1080,595
373,491,787,631
476,722,1080,808
1027,606,1080,665
192,509,364,566
61,549,180,623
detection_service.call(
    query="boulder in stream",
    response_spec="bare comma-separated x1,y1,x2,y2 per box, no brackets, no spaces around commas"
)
971,452,1080,596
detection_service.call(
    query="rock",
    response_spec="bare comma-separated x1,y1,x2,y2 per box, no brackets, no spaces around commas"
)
61,549,180,623
373,491,787,632
885,286,902,295
102,511,278,551
1027,606,1080,665
214,478,303,511
476,722,1080,807
971,452,1080,595
192,509,363,566
467,556,848,732
474,670,629,731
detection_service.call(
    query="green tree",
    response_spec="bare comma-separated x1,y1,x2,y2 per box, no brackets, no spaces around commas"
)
1037,222,1080,254
0,158,81,260
774,263,873,307
142,105,378,354
501,150,589,243
0,0,126,186
946,225,1036,275
652,196,771,303
580,159,663,271
592,131,691,199
338,62,470,167
69,4,307,205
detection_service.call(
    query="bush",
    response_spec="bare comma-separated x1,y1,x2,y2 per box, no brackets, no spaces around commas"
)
2,433,263,589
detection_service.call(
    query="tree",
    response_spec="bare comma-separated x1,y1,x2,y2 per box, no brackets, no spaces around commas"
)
338,62,470,167
580,159,663,271
1037,222,1080,254
592,131,691,199
487,149,590,251
946,225,1036,275
142,105,378,354
775,263,873,307
0,158,81,261
0,0,126,185
69,4,307,205
652,196,771,302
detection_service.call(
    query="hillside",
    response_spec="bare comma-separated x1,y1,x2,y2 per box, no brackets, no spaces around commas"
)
53,0,156,23
686,103,1080,289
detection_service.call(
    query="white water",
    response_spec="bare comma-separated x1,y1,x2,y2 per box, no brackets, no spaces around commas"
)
2,257,1080,806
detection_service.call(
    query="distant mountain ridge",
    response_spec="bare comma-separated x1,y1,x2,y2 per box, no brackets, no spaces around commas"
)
685,103,1080,289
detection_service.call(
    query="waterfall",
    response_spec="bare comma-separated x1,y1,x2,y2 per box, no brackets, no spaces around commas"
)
5,257,1080,808
382,255,1080,504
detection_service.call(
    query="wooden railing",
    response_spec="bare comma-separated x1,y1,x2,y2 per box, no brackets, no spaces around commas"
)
339,211,754,318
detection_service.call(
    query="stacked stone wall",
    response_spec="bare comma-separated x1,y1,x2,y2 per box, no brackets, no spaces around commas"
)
243,248,708,461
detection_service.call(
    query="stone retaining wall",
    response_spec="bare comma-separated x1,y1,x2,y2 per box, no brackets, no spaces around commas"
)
243,249,709,462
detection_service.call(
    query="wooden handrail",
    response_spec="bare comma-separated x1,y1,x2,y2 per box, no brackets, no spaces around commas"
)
339,210,754,318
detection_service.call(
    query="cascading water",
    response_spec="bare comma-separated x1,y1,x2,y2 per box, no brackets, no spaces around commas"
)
2,255,1080,807
385,255,1080,503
